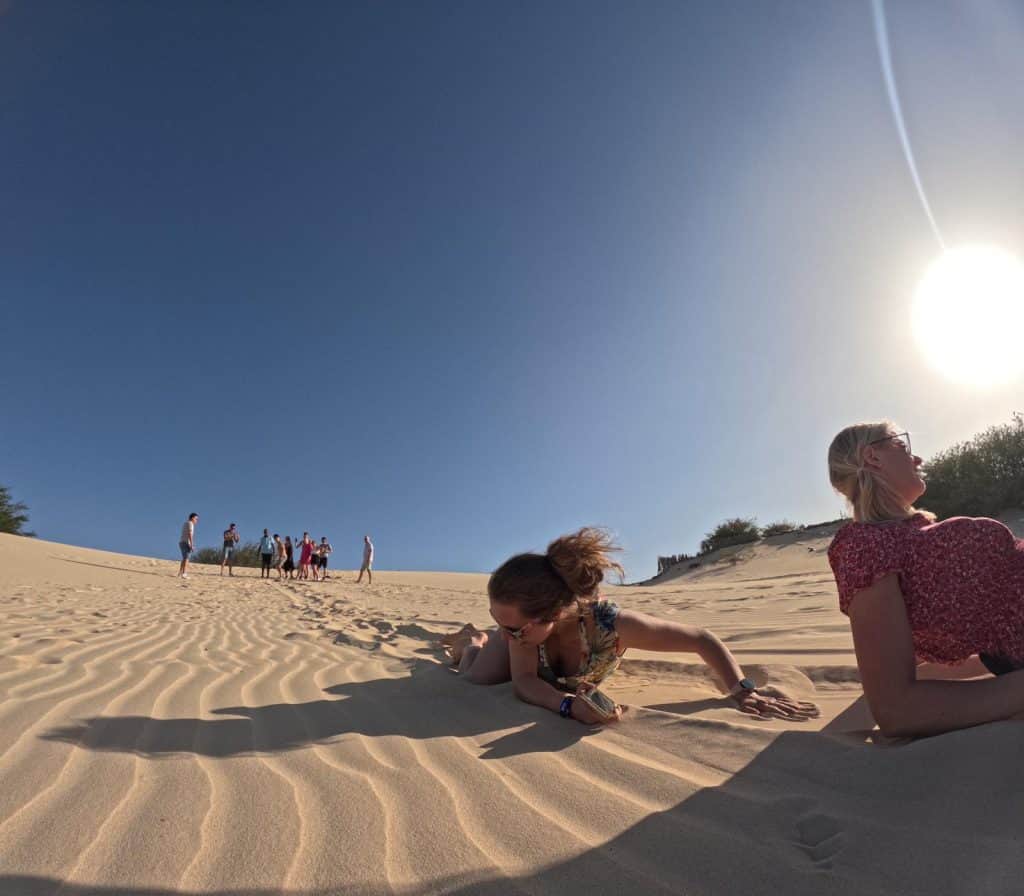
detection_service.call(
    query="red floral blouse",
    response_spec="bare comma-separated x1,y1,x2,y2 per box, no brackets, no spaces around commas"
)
828,514,1024,664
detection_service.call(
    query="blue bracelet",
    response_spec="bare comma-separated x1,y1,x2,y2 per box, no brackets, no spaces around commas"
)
559,696,574,718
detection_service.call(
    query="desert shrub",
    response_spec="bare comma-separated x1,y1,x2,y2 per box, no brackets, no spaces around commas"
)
699,518,760,555
0,486,34,536
922,414,1024,519
761,520,798,537
193,541,263,568
656,553,695,574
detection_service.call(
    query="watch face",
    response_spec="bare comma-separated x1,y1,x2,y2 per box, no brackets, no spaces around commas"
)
740,678,756,691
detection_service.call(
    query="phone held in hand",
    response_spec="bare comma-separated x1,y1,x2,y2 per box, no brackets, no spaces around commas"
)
575,687,618,720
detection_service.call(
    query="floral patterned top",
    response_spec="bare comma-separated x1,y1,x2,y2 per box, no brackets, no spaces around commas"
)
537,599,623,689
828,514,1024,664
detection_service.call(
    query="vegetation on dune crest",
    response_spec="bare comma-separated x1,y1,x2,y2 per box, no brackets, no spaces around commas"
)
0,486,34,536
699,518,761,555
761,520,798,537
921,413,1024,520
193,542,264,568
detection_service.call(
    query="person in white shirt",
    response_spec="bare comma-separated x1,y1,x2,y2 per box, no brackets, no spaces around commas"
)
178,513,198,578
357,535,374,584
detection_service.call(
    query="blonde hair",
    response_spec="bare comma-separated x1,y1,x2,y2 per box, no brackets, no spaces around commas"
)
827,422,934,523
488,527,624,619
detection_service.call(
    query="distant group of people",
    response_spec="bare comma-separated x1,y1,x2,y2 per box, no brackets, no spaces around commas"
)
177,515,373,584
251,530,332,581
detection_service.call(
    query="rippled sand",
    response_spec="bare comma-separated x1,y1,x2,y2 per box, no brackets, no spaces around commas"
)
1,530,1020,895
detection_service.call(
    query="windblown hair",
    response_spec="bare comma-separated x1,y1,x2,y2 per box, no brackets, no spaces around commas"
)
828,422,934,523
488,527,624,619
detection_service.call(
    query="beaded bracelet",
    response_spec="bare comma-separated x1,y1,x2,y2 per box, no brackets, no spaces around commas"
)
559,695,574,718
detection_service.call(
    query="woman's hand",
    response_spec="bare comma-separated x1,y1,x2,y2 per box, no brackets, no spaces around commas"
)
569,685,622,724
733,685,820,721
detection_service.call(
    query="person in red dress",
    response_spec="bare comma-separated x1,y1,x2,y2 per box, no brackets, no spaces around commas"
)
299,532,313,580
828,422,1024,737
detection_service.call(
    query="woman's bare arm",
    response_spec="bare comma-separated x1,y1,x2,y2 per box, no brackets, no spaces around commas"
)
850,574,1024,736
615,609,818,719
615,610,744,691
506,638,611,723
506,638,572,711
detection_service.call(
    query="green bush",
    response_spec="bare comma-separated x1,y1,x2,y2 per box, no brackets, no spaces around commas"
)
193,541,264,568
761,520,798,537
699,518,760,555
0,486,34,536
922,414,1024,519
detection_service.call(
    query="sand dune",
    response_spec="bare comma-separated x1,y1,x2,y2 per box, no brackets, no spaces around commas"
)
1,531,1020,895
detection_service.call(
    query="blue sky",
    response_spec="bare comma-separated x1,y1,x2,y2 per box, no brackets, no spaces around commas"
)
3,1,1023,578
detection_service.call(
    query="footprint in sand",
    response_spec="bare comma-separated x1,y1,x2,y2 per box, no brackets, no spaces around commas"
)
792,811,845,868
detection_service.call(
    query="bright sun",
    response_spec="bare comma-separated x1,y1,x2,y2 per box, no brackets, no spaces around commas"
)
912,245,1024,387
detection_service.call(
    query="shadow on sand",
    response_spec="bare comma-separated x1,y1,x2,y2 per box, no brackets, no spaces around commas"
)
39,658,599,761
14,716,1024,894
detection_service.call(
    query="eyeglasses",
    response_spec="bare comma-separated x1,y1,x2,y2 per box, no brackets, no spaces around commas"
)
868,431,912,456
489,609,547,641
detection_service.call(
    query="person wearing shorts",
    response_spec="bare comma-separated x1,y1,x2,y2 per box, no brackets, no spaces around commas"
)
274,534,286,579
310,542,321,581
221,523,240,576
357,535,373,584
178,513,198,578
318,538,333,578
259,529,275,579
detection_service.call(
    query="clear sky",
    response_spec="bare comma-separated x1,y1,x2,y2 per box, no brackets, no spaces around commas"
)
2,1,1023,578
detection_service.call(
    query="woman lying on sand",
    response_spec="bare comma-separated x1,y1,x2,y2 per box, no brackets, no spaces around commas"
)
446,528,819,724
828,422,1024,737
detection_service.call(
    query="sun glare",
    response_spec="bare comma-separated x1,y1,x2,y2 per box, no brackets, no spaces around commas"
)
912,245,1024,387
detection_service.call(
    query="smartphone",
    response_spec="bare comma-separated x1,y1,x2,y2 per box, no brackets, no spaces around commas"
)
575,687,618,720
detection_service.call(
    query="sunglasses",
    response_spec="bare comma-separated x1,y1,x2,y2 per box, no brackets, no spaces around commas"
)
868,431,912,456
489,609,550,641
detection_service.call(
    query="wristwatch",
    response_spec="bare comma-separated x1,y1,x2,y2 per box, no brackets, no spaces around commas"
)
729,678,757,699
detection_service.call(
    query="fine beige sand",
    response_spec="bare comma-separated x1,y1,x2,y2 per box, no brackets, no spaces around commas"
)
1,528,1021,895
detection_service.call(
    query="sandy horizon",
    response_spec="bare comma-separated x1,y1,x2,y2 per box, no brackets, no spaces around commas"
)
2,529,1021,895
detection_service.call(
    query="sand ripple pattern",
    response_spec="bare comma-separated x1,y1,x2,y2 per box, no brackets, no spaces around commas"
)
1,535,1021,894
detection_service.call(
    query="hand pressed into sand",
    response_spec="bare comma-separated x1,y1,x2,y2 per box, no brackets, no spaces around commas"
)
732,684,820,721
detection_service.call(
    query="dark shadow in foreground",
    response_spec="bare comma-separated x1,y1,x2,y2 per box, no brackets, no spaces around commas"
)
13,718,1024,894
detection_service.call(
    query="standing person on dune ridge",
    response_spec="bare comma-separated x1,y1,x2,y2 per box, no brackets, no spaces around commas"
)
221,523,240,577
299,532,313,580
274,534,286,580
447,527,818,725
258,529,275,580
283,536,295,579
357,534,373,584
178,513,198,578
318,537,333,579
310,539,321,582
